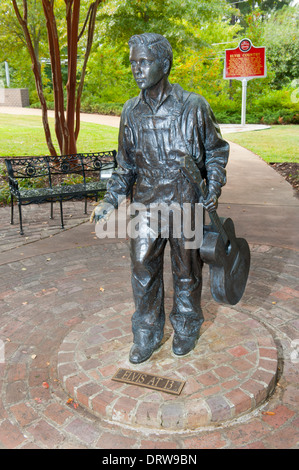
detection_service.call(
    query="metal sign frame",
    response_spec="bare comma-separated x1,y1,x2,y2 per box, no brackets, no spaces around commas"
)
223,38,267,125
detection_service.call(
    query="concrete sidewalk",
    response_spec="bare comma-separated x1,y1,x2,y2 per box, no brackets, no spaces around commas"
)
0,108,298,449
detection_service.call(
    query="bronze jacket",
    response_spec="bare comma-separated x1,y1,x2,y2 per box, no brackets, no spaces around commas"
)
104,84,229,208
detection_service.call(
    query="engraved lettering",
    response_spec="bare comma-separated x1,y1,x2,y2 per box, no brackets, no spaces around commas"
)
112,368,185,395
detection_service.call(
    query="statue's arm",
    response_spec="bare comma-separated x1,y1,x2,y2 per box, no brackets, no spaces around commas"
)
90,102,136,223
196,98,230,212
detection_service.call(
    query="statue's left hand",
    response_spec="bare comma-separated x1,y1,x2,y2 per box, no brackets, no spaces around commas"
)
202,192,218,213
203,180,222,212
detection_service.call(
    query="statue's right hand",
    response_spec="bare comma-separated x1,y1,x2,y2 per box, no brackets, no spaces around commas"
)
90,201,115,224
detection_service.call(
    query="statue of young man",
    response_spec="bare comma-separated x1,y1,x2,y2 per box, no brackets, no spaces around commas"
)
91,33,229,364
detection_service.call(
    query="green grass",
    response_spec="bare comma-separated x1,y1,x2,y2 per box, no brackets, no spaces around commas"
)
226,125,299,163
0,114,119,157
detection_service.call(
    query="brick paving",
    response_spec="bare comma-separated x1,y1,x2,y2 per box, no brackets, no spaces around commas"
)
0,205,298,448
0,110,298,449
57,298,278,430
0,199,97,254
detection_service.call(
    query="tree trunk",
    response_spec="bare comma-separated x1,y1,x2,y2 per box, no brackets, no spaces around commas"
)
12,0,57,156
66,0,80,155
12,0,102,158
42,0,69,155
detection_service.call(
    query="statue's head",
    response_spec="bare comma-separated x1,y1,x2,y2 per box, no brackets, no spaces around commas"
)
128,33,173,90
128,33,173,75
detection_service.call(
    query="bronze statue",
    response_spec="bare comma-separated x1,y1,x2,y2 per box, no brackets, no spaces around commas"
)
91,33,249,364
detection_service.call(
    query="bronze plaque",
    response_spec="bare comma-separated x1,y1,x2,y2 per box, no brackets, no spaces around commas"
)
112,368,185,395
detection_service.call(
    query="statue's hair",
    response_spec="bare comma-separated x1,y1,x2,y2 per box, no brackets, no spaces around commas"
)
128,33,173,74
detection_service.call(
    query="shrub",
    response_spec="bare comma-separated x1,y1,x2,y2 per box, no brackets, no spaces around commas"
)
211,85,299,124
80,99,123,116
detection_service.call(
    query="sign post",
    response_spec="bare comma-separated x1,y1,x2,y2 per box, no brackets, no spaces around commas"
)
223,38,266,125
241,78,247,126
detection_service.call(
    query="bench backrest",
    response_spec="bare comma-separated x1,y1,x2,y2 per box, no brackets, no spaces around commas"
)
5,151,117,184
80,152,117,178
5,156,50,180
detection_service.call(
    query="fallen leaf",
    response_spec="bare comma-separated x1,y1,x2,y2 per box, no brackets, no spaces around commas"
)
46,258,51,261
42,381,49,389
66,398,74,404
99,287,105,292
34,397,42,403
73,402,79,409
21,268,27,271
31,354,37,359
262,411,275,416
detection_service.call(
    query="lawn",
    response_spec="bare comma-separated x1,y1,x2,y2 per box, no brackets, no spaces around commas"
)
0,114,119,157
226,125,299,163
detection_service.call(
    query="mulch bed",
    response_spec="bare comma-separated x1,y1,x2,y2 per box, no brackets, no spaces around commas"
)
269,162,299,194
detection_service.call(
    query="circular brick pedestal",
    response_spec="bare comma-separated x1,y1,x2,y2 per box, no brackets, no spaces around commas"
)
57,302,278,431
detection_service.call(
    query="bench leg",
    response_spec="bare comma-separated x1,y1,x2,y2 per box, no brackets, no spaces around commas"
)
50,200,54,219
10,195,14,225
59,199,64,229
18,202,24,235
84,196,87,214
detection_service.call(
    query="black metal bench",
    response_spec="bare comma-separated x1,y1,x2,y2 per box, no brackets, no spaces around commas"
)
5,151,117,235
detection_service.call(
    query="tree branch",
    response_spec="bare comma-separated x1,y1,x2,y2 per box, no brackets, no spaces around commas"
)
78,3,92,42
75,0,101,140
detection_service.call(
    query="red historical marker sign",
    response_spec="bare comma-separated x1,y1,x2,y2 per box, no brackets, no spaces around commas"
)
224,38,266,80
223,38,266,125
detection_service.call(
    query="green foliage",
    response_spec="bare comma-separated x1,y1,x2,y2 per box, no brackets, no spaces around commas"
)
251,87,299,124
0,162,11,205
1,0,298,128
0,0,48,92
98,0,231,53
80,99,124,116
262,6,299,88
82,44,134,103
210,85,299,125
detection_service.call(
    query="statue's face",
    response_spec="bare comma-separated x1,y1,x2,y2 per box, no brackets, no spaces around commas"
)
129,44,167,90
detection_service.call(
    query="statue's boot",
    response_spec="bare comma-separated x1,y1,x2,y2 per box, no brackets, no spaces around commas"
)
129,328,162,364
172,332,199,356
